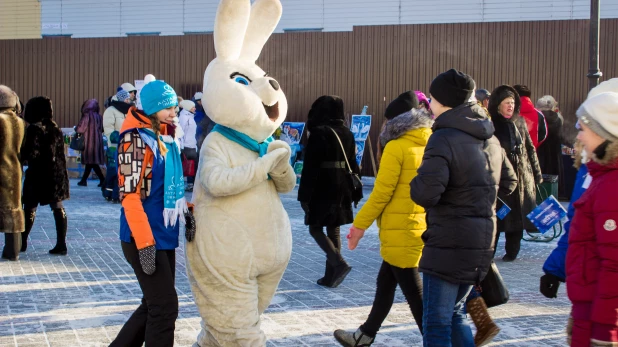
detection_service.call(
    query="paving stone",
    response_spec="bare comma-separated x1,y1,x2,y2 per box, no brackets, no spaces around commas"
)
0,179,572,346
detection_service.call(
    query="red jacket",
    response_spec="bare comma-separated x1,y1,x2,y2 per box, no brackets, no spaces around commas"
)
519,96,547,148
566,153,618,328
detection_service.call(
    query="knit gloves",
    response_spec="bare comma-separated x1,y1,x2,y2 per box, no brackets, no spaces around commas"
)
539,273,562,298
139,245,156,275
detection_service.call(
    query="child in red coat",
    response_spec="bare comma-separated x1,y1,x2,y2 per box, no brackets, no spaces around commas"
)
567,78,618,347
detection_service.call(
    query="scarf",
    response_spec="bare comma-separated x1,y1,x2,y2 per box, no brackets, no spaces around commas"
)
212,124,273,157
142,129,187,227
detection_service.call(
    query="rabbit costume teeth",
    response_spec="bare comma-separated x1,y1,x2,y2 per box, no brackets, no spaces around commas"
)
185,1,296,346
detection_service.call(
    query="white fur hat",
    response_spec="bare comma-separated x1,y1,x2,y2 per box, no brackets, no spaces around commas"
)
577,91,618,142
180,100,196,111
0,85,19,109
193,92,203,100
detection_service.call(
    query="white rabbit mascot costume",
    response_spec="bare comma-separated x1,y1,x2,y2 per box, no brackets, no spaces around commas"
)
186,0,296,346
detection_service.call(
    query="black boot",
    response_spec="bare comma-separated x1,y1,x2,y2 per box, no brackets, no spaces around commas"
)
49,208,67,255
309,226,350,288
21,211,36,252
77,180,87,187
317,260,334,286
2,233,21,261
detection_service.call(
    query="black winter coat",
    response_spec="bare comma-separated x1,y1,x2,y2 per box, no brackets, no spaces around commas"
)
537,110,565,190
22,120,70,206
489,86,543,233
298,122,361,227
410,103,517,284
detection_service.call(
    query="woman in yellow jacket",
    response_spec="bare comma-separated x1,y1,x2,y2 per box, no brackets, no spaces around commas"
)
334,104,432,347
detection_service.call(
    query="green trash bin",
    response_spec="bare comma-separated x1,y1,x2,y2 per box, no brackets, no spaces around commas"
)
537,174,559,203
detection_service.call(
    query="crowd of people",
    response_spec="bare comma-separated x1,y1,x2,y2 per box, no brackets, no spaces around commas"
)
296,71,618,347
0,69,617,346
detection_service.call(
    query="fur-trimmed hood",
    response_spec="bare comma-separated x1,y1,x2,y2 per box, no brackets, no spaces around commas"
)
591,140,618,167
380,108,433,146
488,85,521,121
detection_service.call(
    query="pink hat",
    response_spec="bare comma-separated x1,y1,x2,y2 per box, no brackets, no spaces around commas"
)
415,91,430,110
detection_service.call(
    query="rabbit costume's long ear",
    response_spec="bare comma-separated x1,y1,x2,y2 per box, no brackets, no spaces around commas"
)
240,0,282,62
213,0,251,61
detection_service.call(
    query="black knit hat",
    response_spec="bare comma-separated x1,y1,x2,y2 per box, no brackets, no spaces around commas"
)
384,91,419,120
429,69,475,108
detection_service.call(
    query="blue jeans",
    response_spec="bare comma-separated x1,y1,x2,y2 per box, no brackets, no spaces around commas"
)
422,273,475,347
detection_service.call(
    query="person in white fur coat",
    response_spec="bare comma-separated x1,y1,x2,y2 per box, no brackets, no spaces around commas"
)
186,0,296,346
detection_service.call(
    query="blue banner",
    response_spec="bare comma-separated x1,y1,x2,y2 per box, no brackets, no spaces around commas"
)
527,195,568,234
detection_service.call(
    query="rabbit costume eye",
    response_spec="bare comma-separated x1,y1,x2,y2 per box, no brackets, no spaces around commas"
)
231,73,251,86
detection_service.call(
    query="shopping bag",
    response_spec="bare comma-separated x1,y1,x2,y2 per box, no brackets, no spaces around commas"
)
481,261,510,308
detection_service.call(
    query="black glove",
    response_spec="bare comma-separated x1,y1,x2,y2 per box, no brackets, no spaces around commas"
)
185,211,196,242
540,273,562,298
300,202,310,214
139,245,157,275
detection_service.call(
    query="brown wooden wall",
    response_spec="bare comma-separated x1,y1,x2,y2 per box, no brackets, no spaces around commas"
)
1,19,617,175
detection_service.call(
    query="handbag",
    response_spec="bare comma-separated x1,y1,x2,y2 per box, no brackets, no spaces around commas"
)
480,261,510,308
327,127,363,206
182,154,196,177
69,133,85,151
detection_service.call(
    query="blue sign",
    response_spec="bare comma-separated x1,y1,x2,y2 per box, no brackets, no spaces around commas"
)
496,198,511,220
355,140,365,166
351,115,372,141
527,195,568,234
280,122,305,146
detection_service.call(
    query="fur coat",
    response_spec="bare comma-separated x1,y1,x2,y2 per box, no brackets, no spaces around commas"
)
0,108,25,233
489,85,543,233
21,118,70,206
298,96,361,227
77,100,105,165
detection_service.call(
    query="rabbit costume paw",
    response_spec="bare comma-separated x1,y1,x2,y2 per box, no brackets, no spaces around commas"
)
185,0,295,346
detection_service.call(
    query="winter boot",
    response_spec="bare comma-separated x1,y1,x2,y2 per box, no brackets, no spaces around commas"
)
334,328,374,347
330,263,352,288
2,233,21,261
317,260,334,286
20,211,36,252
49,208,67,255
467,297,500,346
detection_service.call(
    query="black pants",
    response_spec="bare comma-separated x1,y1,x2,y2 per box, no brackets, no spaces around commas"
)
80,164,105,183
110,240,178,347
309,225,346,270
494,230,524,258
103,165,119,200
360,262,424,337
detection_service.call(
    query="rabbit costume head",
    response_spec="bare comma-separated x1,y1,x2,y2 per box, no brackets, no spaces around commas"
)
201,0,287,142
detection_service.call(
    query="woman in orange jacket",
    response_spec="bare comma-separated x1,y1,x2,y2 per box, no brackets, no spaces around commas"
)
110,77,194,347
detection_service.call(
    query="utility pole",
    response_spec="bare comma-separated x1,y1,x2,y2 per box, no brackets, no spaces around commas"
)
588,0,602,90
